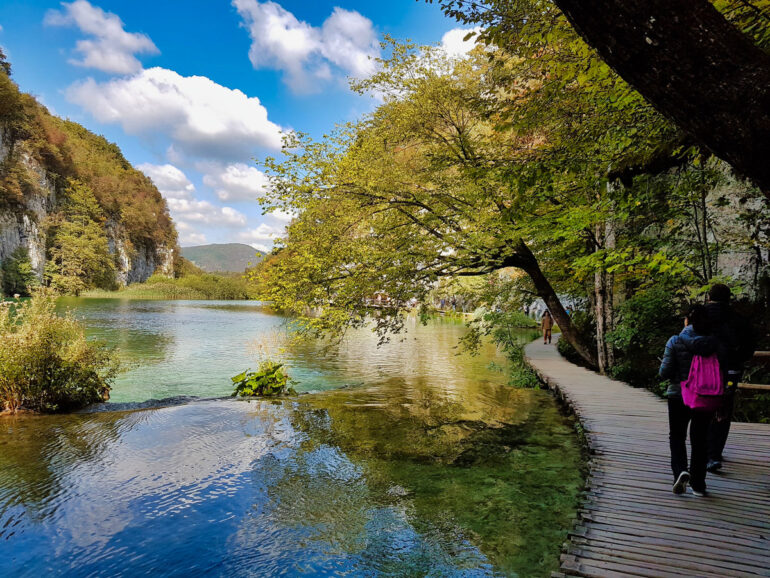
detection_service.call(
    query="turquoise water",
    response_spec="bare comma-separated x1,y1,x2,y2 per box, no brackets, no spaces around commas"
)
1,299,583,576
56,298,506,402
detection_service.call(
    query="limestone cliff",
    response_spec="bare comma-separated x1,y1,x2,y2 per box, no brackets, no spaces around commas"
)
0,69,179,290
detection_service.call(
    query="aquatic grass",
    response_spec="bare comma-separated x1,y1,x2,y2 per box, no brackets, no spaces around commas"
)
293,386,584,576
81,273,259,300
83,284,209,300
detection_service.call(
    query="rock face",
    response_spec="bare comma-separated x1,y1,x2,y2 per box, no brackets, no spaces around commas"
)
0,131,55,279
107,220,175,286
0,130,174,286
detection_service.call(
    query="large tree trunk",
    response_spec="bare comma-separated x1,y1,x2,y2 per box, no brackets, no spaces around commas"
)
552,0,770,194
594,217,615,374
512,240,599,367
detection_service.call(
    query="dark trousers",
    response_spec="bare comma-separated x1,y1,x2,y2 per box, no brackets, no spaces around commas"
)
668,396,714,491
708,387,736,462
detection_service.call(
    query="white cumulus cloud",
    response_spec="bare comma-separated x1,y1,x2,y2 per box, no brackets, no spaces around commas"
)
202,163,270,202
441,27,482,58
236,223,285,253
167,198,247,227
267,209,295,222
233,0,379,93
44,0,158,74
138,163,195,200
175,221,207,246
66,67,283,159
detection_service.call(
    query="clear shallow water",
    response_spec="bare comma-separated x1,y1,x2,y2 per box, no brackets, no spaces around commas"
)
1,299,583,576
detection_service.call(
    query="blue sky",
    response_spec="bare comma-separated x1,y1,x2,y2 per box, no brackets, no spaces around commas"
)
0,1,476,250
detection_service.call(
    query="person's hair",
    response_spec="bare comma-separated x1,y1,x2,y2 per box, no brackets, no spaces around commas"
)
687,304,712,335
544,310,552,317
708,283,731,303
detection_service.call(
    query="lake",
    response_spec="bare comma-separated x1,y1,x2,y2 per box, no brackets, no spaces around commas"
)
0,299,583,576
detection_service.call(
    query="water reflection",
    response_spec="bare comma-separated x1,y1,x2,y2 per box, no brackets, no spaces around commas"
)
0,300,582,576
0,401,506,576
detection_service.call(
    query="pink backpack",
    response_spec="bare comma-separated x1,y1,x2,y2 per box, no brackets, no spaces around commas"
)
681,354,724,411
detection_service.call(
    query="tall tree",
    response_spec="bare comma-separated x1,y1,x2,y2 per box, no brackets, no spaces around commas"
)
45,180,115,295
256,42,682,367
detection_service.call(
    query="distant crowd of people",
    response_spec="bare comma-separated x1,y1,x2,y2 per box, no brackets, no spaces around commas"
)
435,295,474,313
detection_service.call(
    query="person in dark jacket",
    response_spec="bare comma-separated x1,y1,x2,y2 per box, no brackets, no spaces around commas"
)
659,305,723,496
705,284,757,472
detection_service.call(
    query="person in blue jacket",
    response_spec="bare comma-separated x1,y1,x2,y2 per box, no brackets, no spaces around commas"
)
659,305,724,497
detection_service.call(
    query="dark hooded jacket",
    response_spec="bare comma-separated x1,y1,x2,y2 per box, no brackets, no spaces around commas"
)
659,325,723,397
705,302,756,372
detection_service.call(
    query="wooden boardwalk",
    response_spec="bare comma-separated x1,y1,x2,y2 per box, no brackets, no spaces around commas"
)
525,339,770,578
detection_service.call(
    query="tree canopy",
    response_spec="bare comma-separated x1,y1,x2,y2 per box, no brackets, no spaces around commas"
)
253,26,767,374
434,0,770,193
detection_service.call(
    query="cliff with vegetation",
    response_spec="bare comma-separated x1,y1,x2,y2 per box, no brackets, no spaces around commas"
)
0,51,177,295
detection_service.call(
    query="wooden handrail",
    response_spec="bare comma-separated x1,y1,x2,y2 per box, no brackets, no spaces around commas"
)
741,352,770,390
738,382,770,391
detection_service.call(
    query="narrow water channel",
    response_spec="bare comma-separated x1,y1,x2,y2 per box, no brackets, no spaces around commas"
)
0,299,583,576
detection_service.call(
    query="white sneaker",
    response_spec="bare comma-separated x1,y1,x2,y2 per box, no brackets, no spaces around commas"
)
672,471,690,495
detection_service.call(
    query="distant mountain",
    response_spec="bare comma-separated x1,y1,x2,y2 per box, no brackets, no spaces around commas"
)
181,243,264,273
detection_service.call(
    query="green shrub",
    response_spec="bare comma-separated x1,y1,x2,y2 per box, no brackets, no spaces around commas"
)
0,290,119,413
231,362,296,397
606,286,683,386
1,247,38,296
556,310,596,369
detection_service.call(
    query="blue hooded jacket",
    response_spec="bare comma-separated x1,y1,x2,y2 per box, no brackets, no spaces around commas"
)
659,325,723,398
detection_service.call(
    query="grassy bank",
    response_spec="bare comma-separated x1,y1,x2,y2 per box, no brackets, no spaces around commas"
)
82,273,260,300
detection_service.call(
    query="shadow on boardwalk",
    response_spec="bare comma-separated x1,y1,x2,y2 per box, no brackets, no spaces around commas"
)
525,338,770,578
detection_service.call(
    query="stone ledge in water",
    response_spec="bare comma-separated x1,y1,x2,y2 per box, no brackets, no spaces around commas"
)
78,395,211,413
78,392,313,414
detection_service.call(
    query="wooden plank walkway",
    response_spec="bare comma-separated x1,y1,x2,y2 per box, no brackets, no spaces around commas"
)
525,338,770,578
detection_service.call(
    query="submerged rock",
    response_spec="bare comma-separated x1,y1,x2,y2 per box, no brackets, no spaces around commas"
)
78,395,208,413
386,485,410,497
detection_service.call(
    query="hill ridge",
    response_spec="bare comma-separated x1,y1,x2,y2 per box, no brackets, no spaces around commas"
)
181,243,263,273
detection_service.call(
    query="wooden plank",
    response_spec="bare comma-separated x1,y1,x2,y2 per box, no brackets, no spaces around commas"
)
570,534,770,569
566,544,761,577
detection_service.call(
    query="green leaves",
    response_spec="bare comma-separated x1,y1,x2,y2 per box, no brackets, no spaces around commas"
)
1,247,38,296
45,179,116,295
0,289,119,413
231,362,295,398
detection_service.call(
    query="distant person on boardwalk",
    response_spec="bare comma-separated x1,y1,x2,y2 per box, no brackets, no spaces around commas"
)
541,310,554,344
704,284,757,473
659,305,724,496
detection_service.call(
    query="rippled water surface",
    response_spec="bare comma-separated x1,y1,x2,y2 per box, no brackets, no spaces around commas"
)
1,299,583,576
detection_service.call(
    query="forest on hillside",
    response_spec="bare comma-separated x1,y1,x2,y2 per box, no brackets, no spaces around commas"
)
0,50,178,296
